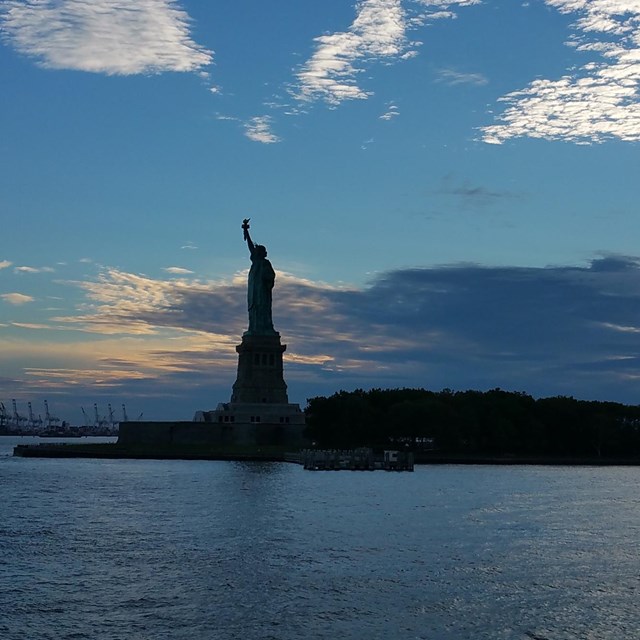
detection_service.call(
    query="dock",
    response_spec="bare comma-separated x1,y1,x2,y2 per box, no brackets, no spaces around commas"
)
289,448,414,471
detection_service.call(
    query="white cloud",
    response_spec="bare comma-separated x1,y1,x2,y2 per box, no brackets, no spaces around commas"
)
294,0,479,106
1,292,35,305
12,322,51,330
56,268,215,335
0,260,12,269
482,0,640,144
14,265,55,273
0,0,213,75
414,0,479,5
244,116,281,144
164,266,194,275
55,267,346,339
215,113,239,122
601,322,640,334
361,136,375,148
380,103,400,119
14,266,40,273
0,334,237,400
411,0,481,22
295,0,409,105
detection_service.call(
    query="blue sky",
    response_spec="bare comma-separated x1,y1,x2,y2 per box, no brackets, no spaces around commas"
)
1,0,640,424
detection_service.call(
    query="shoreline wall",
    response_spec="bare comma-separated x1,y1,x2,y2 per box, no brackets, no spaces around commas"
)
118,421,308,448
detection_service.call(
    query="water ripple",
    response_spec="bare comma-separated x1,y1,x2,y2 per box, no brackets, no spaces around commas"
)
1,440,639,639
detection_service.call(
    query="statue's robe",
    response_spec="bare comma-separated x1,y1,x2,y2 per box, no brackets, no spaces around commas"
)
247,255,275,334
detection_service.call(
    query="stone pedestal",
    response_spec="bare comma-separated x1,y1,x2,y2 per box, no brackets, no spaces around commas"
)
231,333,289,404
193,332,306,447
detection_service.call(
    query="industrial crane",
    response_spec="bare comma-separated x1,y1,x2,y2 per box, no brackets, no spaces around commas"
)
27,402,43,430
12,400,26,428
44,400,60,428
108,403,117,428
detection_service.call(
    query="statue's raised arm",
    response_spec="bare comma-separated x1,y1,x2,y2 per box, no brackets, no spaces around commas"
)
242,218,255,256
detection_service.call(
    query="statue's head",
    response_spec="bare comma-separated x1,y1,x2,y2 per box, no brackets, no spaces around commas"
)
255,244,267,258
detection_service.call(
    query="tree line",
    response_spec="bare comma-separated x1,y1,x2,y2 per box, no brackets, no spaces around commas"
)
304,388,640,458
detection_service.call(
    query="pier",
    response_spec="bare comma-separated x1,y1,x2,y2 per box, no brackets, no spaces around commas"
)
289,448,414,471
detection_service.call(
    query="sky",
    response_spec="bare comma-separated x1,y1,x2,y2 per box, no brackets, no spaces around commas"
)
1,0,640,425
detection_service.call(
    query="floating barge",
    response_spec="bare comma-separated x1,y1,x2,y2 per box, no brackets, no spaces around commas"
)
293,448,414,471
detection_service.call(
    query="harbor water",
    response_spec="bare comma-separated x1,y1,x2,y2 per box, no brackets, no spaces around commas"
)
1,436,639,639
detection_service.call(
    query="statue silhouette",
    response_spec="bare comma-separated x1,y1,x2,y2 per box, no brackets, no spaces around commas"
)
242,219,276,335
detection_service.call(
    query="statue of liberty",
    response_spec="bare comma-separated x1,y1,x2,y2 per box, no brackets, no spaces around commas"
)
242,219,277,335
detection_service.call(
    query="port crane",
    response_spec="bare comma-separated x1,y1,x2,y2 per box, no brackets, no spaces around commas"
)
94,403,109,428
44,400,60,429
12,400,27,429
27,402,43,429
107,403,118,428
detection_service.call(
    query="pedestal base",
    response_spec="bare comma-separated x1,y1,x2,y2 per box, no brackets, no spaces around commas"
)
193,401,306,446
230,333,289,404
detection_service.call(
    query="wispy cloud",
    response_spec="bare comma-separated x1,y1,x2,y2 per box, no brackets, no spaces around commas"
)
12,322,51,330
414,0,480,9
295,0,409,105
14,266,40,273
379,103,400,120
436,175,521,207
361,136,375,149
0,0,213,75
163,266,194,275
436,67,488,86
601,322,640,334
408,0,482,25
293,0,480,106
215,113,240,122
14,265,55,274
244,116,280,144
483,0,640,144
54,268,345,340
0,333,237,410
55,269,230,336
1,292,35,305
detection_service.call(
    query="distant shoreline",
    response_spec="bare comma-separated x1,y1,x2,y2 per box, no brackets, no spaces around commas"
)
11,442,640,466
414,453,640,466
0,432,117,438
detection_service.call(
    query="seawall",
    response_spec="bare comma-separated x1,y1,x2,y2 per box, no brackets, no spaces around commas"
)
118,420,308,448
